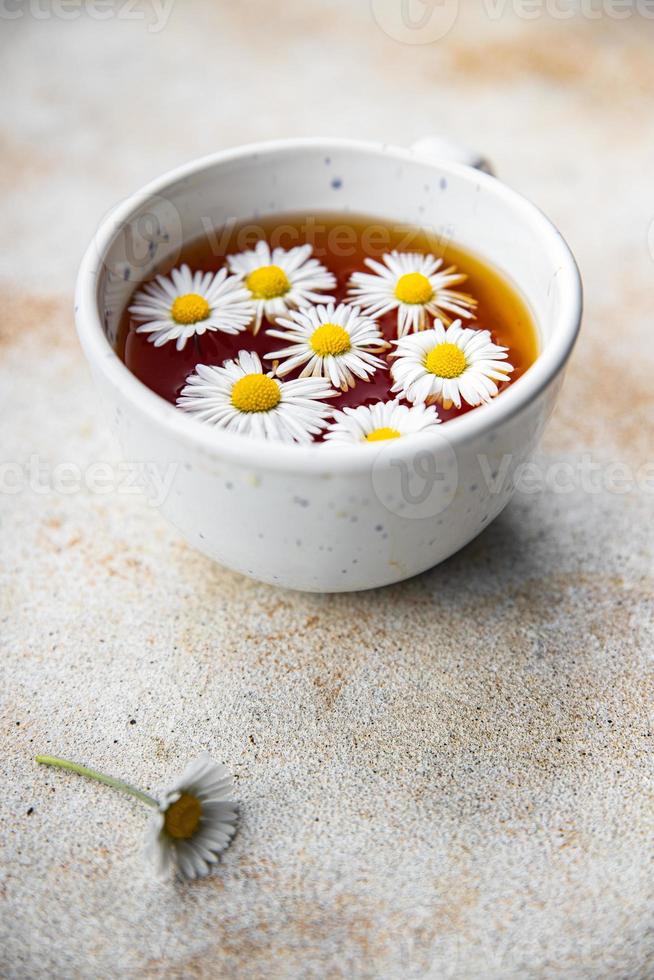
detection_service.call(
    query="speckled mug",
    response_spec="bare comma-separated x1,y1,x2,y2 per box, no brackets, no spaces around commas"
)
75,137,582,592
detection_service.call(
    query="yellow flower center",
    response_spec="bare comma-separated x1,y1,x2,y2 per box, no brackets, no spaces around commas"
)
231,373,281,413
310,323,351,357
246,264,290,300
394,272,434,305
164,793,202,840
365,427,402,442
425,343,467,379
170,293,211,325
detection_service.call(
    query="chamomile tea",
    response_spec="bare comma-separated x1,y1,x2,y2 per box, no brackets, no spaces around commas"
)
118,212,538,444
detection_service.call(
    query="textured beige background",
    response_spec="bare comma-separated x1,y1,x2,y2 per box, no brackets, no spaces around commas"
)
1,2,653,978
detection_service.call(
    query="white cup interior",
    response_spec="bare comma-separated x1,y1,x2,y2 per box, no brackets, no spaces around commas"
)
97,141,575,356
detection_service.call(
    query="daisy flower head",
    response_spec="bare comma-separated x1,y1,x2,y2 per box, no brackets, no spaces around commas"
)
177,350,337,444
264,302,390,392
347,250,477,337
324,399,441,446
390,319,514,410
227,241,336,333
146,752,239,880
128,264,254,351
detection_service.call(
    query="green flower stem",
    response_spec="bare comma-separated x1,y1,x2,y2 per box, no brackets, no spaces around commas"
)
35,755,158,808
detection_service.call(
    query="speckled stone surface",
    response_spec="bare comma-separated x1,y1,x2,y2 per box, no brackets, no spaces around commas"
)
1,4,653,978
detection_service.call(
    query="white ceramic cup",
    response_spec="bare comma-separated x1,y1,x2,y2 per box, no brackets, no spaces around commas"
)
75,137,582,592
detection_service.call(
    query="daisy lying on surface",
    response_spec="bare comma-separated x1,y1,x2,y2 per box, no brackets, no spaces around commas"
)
35,752,238,881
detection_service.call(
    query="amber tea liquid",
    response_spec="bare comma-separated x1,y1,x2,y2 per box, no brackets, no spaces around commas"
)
118,212,539,425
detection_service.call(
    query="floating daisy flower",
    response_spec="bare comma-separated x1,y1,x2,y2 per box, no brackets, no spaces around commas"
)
128,264,253,351
390,319,513,410
348,250,477,337
227,241,336,333
177,350,337,443
35,751,238,881
264,302,390,392
324,399,441,445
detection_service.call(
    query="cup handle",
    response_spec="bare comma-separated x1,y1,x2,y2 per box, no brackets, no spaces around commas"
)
410,136,494,176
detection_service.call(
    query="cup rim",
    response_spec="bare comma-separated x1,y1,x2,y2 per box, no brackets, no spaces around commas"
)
75,136,583,475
